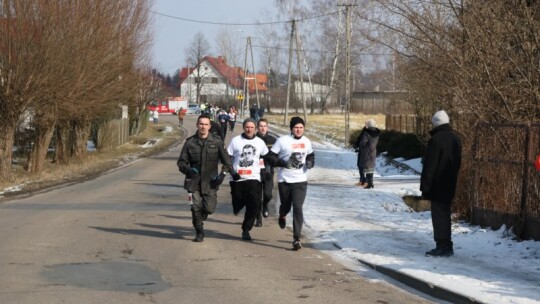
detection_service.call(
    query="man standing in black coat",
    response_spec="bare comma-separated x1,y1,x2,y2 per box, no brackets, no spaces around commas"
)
421,110,462,257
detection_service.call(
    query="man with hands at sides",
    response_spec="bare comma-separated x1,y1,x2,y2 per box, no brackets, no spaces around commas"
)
177,114,232,242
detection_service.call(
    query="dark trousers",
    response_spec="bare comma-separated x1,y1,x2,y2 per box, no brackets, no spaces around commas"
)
431,200,452,249
191,189,217,229
220,122,227,140
229,120,235,131
230,180,262,231
259,173,274,212
358,166,366,182
278,182,308,241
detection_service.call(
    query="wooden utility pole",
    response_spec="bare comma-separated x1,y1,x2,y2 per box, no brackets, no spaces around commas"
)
339,3,355,147
248,36,260,108
295,22,307,124
284,20,295,126
242,36,249,118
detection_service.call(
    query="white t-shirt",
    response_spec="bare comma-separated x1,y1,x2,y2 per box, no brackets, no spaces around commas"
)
228,111,236,121
271,134,313,183
227,135,269,182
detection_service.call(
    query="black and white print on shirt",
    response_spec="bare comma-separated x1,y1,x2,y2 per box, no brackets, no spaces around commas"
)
239,144,256,167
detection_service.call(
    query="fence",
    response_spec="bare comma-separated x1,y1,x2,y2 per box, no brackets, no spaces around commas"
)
96,118,130,151
385,114,431,136
351,91,414,115
472,123,540,240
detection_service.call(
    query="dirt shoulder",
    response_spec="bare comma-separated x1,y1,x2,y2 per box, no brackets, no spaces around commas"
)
0,123,184,200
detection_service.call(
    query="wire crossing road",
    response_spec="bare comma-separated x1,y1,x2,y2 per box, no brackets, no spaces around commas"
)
0,115,431,304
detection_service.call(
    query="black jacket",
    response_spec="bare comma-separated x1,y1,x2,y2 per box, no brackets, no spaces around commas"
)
177,133,232,194
358,127,380,169
420,124,462,202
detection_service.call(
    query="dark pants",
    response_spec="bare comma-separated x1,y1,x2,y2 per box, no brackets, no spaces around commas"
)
263,175,274,204
278,182,308,241
358,166,366,183
229,120,235,131
230,180,262,231
220,122,227,140
431,200,453,249
191,189,217,229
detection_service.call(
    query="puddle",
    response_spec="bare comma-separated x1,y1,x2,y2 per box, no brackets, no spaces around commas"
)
41,261,169,293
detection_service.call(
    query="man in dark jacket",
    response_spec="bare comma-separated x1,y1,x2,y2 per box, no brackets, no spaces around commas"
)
255,118,277,227
421,110,462,257
177,114,233,242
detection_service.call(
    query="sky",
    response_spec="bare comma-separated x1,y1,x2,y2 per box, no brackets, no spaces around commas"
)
151,0,278,75
4,121,540,303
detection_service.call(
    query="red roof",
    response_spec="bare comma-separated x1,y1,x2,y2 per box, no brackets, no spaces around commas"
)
179,56,268,93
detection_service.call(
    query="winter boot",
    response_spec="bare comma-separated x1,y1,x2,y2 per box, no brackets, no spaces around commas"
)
255,212,263,227
364,174,374,189
242,230,252,241
193,227,204,242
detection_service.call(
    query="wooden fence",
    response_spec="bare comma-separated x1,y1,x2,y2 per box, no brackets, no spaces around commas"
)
96,118,130,150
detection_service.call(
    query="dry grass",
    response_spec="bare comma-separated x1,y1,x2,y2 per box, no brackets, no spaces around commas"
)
264,113,386,147
0,124,183,197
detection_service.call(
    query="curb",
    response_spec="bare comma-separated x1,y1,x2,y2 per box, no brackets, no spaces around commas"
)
331,242,485,304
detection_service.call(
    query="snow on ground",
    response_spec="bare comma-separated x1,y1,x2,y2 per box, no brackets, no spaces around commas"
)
294,142,540,304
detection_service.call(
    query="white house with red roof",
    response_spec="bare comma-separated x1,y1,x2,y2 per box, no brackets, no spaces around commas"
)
179,56,268,105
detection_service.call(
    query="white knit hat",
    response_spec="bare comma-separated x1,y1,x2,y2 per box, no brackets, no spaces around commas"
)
432,110,449,127
366,119,377,128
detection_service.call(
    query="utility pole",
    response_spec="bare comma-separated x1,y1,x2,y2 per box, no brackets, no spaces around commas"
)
339,2,355,147
242,36,249,118
248,36,260,108
295,22,307,124
284,20,295,126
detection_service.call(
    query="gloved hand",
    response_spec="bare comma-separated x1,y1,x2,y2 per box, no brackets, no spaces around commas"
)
186,167,199,179
231,171,241,181
277,159,290,168
305,154,314,169
210,172,227,188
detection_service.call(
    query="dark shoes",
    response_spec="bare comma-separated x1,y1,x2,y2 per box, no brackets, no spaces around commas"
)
425,247,454,257
278,216,286,229
363,183,374,189
193,229,204,242
242,230,252,241
262,206,269,218
254,220,262,227
293,240,302,251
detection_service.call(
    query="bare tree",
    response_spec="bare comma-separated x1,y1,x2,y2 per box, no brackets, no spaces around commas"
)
184,32,212,104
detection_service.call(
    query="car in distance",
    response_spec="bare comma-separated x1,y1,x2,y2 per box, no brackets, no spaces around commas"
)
186,103,201,115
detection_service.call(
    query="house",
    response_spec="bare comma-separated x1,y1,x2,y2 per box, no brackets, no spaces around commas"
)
178,56,268,105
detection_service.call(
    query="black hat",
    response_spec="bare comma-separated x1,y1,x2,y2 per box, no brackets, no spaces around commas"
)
289,116,305,129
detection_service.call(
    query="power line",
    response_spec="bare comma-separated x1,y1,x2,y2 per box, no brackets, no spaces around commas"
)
150,10,339,26
251,44,392,56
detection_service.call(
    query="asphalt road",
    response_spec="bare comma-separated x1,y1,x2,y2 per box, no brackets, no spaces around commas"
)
0,114,431,304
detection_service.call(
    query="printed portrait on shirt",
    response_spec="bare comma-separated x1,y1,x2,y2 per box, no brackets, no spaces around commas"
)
288,151,305,169
239,144,256,167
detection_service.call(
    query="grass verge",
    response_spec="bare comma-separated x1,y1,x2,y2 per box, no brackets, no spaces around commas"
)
0,124,184,198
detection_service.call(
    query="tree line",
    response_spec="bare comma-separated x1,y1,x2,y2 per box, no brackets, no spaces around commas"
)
0,0,155,180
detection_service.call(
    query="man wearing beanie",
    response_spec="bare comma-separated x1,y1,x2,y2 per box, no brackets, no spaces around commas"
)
265,116,315,251
421,110,462,257
227,118,269,241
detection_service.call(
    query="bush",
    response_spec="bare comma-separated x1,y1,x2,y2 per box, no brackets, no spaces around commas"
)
350,128,426,160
